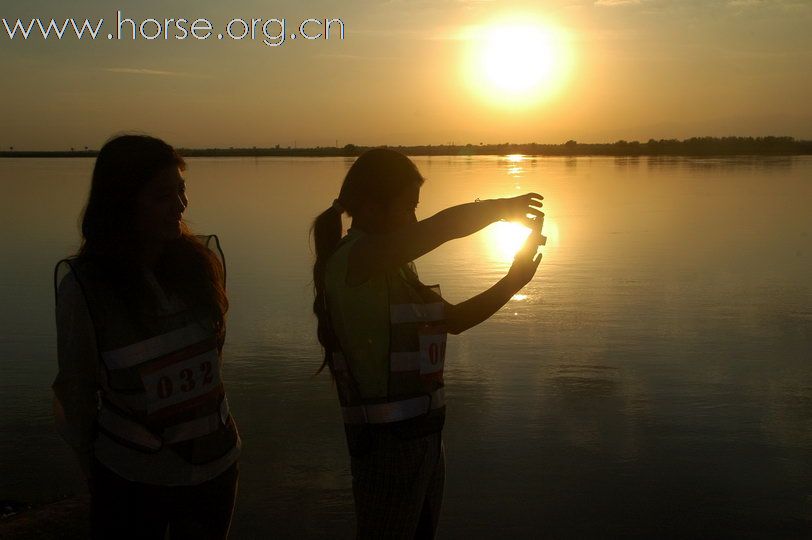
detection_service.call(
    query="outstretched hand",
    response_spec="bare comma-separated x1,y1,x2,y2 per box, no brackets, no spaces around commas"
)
506,222,544,289
498,192,544,228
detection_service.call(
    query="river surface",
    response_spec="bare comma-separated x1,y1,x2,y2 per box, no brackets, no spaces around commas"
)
1,155,810,537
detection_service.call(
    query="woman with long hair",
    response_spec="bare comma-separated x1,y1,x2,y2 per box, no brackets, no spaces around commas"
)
52,134,240,539
311,148,544,538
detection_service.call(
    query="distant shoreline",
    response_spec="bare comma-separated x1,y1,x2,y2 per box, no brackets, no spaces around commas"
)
2,136,810,158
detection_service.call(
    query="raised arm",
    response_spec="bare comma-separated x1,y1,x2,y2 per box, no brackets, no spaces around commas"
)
347,193,543,286
443,223,544,334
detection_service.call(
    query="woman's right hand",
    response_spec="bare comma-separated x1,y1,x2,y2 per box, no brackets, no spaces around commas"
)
496,193,544,227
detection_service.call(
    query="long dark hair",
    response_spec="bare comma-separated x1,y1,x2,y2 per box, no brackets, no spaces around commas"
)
310,148,424,372
78,134,228,347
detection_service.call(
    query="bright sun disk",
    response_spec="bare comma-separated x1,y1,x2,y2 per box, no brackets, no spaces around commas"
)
464,18,573,108
487,221,531,261
485,214,559,262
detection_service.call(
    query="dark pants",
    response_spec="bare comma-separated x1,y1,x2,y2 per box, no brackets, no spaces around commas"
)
351,431,445,539
89,460,239,540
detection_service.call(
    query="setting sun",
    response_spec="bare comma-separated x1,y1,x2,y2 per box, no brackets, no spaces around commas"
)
486,221,532,261
484,212,557,263
463,18,573,109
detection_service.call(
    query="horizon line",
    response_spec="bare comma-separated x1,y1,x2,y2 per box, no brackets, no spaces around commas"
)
1,136,810,157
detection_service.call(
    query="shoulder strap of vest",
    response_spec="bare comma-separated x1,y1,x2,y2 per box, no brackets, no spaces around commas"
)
54,258,104,336
53,256,109,403
334,229,362,254
400,261,445,300
54,257,87,305
54,257,77,308
54,258,107,332
195,234,227,288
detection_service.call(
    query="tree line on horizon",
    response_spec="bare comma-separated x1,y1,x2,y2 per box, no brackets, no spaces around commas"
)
2,136,810,158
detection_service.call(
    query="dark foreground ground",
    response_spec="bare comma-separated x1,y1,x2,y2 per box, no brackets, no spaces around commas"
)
3,497,812,539
1,497,89,539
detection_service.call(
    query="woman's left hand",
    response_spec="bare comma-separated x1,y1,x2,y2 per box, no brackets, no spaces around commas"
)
505,227,543,289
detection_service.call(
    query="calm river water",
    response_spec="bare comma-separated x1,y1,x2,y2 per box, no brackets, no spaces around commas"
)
1,155,810,537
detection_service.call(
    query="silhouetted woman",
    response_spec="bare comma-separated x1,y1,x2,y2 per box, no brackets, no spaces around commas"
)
311,148,544,538
52,135,241,539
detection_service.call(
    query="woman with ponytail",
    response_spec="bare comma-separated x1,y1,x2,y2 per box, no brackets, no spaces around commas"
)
53,134,240,539
311,148,544,538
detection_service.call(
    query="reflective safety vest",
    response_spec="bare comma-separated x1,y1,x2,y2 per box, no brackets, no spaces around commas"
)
54,235,238,465
325,230,447,426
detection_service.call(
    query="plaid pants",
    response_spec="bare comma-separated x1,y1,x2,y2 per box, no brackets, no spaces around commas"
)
351,430,445,539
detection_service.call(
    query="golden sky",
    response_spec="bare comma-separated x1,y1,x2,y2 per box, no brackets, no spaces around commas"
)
1,0,810,150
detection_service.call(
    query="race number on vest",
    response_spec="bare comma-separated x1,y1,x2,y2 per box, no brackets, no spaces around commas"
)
418,326,446,376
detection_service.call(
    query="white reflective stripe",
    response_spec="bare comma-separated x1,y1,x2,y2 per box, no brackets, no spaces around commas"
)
180,396,228,441
433,386,445,407
332,351,348,372
390,351,421,372
390,302,444,324
336,351,428,372
163,411,222,444
97,405,162,450
341,387,446,424
101,322,211,370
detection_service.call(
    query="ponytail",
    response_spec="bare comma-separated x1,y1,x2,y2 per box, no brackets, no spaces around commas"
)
310,205,343,374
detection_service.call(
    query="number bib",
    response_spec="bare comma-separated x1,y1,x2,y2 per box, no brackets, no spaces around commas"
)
140,348,222,415
419,326,446,376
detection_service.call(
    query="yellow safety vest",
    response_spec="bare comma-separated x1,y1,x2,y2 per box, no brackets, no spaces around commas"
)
325,229,447,426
